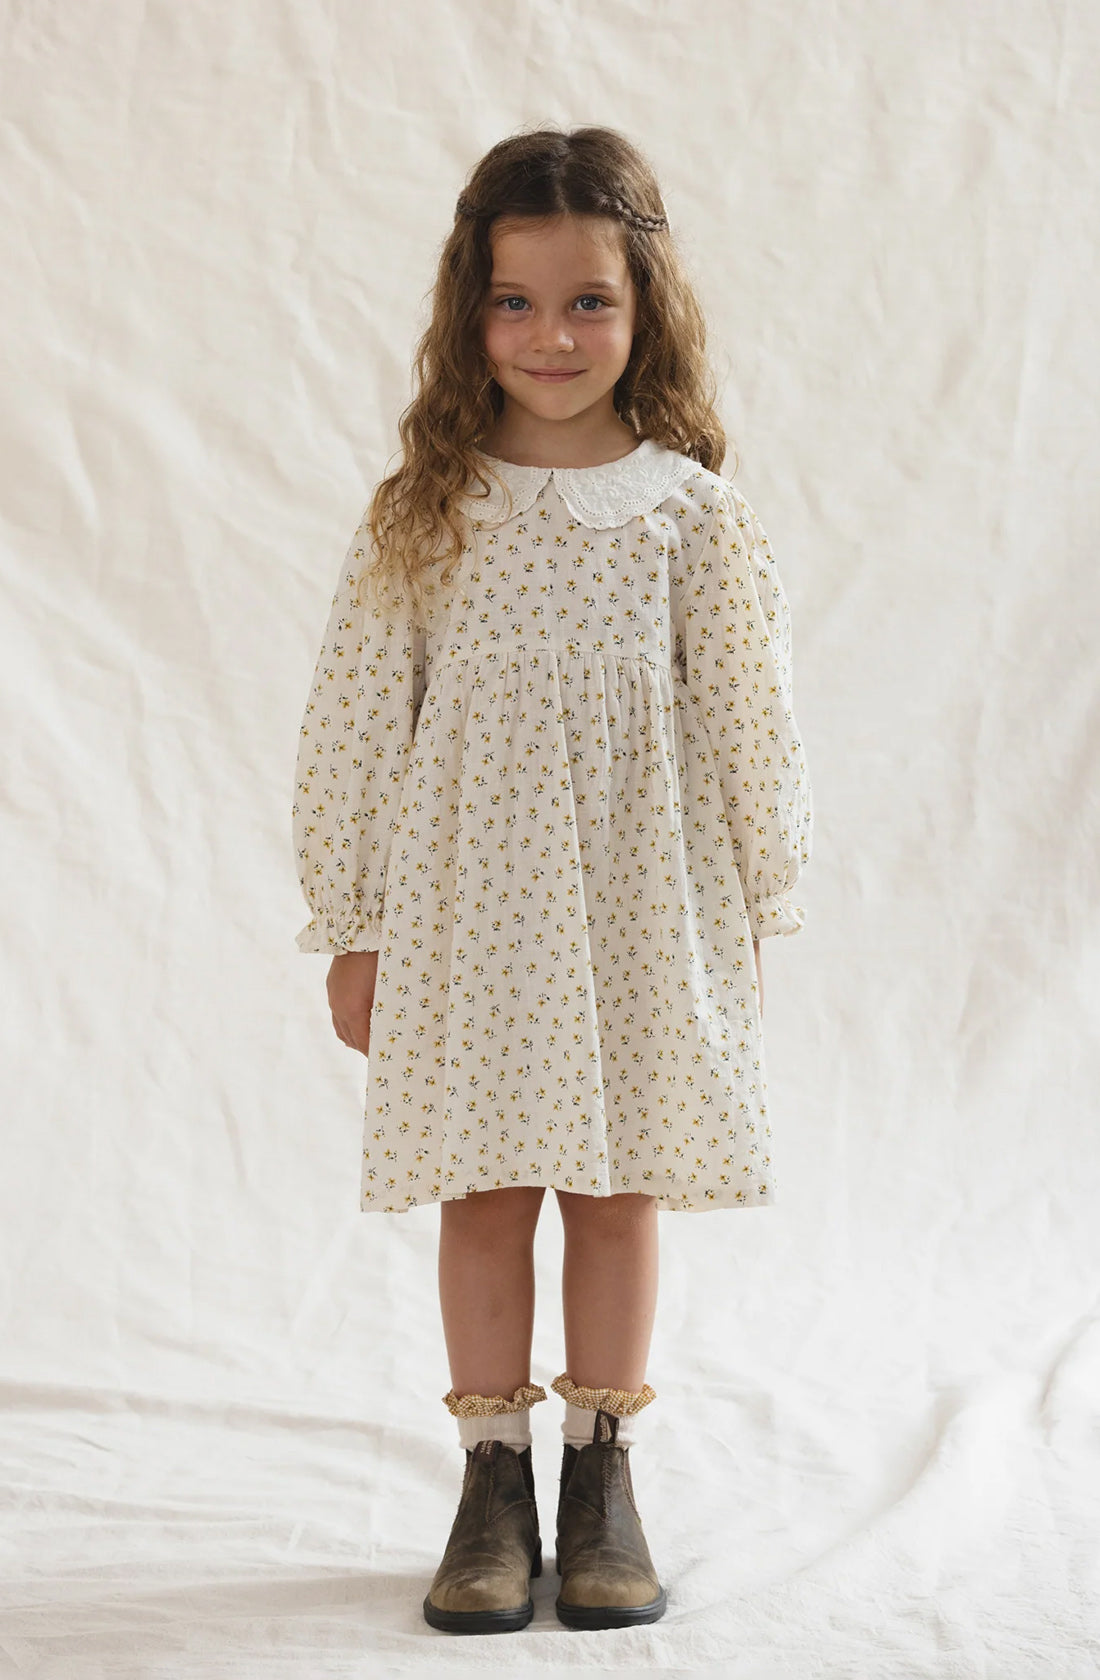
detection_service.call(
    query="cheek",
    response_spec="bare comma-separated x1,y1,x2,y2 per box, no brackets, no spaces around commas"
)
579,316,634,354
481,311,632,359
482,310,515,359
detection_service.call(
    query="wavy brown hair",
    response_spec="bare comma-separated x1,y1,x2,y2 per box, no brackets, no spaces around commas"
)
357,124,734,619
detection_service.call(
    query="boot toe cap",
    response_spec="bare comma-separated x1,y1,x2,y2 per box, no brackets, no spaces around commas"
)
559,1563,661,1609
429,1571,527,1615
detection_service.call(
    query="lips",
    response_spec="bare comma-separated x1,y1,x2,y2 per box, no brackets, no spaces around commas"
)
524,368,583,380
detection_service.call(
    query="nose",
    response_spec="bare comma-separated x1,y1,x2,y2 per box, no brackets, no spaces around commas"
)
529,313,576,353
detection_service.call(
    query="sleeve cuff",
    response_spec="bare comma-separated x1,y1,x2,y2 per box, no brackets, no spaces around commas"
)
747,891,806,938
295,912,384,954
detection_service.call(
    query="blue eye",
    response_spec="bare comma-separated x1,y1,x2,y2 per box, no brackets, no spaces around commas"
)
494,295,608,312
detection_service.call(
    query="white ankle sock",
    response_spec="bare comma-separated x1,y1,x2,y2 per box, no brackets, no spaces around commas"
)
562,1401,639,1450
456,1408,533,1451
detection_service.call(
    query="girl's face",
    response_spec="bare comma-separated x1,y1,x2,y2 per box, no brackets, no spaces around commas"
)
481,214,638,443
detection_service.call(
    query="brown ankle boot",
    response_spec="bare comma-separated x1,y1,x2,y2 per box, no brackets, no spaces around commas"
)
555,1409,667,1629
423,1439,542,1634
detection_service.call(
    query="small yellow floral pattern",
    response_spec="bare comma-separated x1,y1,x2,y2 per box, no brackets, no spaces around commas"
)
292,443,813,1215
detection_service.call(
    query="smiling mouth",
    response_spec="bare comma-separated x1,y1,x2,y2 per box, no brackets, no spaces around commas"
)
524,368,584,378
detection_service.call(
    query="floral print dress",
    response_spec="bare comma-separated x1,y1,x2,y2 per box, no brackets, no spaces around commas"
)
292,437,813,1213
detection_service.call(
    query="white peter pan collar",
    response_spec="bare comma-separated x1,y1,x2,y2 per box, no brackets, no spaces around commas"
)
456,436,699,530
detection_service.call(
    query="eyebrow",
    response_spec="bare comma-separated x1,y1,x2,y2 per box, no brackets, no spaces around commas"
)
488,278,623,291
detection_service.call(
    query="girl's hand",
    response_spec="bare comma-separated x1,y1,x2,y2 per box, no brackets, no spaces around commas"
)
326,950,379,1056
753,938,764,1019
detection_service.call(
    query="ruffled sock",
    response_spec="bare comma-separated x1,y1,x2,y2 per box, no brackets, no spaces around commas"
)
551,1371,657,1450
441,1380,548,1450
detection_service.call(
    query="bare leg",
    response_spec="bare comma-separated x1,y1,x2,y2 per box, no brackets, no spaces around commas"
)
555,1190,659,1389
438,1185,547,1396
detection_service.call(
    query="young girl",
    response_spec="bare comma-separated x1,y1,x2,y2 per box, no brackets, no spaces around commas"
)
292,125,812,1636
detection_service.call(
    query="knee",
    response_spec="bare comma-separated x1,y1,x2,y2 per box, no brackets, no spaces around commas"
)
555,1189,657,1235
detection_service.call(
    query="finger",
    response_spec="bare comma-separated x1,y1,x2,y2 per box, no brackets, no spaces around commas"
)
341,1017,367,1053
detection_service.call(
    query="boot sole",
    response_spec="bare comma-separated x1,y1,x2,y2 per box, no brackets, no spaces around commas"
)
554,1581,668,1630
422,1544,542,1634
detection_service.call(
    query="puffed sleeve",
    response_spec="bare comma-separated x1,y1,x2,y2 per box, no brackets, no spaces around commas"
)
292,514,427,954
678,480,813,937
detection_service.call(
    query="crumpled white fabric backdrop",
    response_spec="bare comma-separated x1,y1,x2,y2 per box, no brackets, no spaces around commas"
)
2,1,1098,1675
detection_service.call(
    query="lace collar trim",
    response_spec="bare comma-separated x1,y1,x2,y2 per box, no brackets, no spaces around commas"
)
455,436,700,530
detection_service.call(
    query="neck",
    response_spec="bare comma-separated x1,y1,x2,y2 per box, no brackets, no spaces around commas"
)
479,407,640,470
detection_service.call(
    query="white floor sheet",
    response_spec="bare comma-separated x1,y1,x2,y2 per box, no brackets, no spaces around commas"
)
2,1,1098,1674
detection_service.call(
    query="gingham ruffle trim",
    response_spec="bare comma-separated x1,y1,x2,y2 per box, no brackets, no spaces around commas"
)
550,1372,657,1417
442,1382,548,1418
